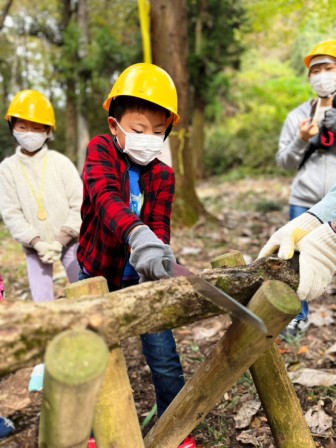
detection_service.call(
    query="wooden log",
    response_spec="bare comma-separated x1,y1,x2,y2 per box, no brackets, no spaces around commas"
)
212,252,314,447
250,344,315,447
65,277,144,448
144,280,301,448
65,276,109,299
38,329,109,448
0,256,299,376
210,250,246,268
93,347,145,448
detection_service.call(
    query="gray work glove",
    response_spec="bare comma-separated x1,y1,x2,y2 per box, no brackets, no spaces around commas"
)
129,225,175,280
322,108,336,133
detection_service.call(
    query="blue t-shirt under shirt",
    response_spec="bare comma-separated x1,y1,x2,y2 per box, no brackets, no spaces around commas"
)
123,164,143,280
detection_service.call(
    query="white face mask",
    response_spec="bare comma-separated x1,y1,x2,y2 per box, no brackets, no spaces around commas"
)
310,71,336,98
13,130,48,153
114,120,164,166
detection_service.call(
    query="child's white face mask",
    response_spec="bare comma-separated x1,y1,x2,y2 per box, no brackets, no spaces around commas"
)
310,71,336,98
114,120,164,166
13,130,48,153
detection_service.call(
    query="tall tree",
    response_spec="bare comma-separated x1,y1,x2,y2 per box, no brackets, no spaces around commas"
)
150,0,205,226
0,0,13,29
188,0,245,178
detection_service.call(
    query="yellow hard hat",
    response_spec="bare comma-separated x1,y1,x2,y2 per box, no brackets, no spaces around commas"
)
304,40,336,68
103,63,180,126
5,90,56,129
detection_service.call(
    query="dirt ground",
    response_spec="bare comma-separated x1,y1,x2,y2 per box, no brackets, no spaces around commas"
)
0,175,336,447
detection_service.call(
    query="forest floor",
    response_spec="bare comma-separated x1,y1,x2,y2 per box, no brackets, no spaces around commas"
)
0,174,336,447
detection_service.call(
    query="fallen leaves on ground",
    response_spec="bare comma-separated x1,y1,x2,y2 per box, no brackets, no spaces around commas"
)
1,176,336,447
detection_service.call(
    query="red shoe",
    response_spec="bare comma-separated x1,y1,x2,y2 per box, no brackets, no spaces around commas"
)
178,436,197,448
87,438,96,448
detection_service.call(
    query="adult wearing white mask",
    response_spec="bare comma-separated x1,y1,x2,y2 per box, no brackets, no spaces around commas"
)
0,90,82,303
274,40,336,338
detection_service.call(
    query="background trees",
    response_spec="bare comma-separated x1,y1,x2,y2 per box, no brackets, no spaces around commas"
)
1,0,336,224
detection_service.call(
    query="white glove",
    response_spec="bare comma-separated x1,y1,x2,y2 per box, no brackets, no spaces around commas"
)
34,241,53,264
34,241,63,264
296,223,336,301
49,241,63,260
258,213,321,260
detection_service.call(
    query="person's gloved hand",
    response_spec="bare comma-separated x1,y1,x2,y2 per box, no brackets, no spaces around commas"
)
258,213,321,260
129,225,174,280
33,241,63,264
296,223,336,301
322,108,336,133
49,241,63,262
33,241,54,264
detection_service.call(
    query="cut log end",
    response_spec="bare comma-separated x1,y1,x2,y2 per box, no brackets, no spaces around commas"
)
45,329,109,385
65,277,109,299
262,279,301,316
210,250,246,268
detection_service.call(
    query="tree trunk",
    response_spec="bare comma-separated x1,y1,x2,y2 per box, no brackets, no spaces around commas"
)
150,0,205,226
191,0,207,180
65,79,77,162
76,0,91,172
61,0,78,161
192,102,206,179
0,256,299,376
0,0,13,30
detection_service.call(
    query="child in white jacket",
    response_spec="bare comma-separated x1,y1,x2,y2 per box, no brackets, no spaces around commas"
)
0,90,82,302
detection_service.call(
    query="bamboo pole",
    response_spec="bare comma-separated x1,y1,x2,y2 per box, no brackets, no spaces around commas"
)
38,329,109,448
144,279,301,448
216,252,315,447
65,277,144,448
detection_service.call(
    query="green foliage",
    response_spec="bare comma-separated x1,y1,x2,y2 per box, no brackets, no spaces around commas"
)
188,0,246,103
204,53,313,175
60,22,81,80
254,199,284,213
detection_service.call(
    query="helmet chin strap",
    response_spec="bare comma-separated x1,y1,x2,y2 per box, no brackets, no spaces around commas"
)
7,119,13,133
164,123,173,141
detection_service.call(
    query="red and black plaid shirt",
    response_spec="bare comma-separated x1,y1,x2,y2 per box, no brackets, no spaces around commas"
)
78,134,175,290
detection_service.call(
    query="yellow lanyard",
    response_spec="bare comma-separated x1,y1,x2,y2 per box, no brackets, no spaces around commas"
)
19,156,48,220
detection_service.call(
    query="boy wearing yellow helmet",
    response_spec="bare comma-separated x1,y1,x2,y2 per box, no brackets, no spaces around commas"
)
0,90,82,303
78,64,196,447
271,40,336,338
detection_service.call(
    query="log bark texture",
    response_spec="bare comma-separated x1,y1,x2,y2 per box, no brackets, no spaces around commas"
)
67,277,144,448
250,343,315,447
0,257,299,376
213,252,314,447
38,330,109,448
144,280,300,447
